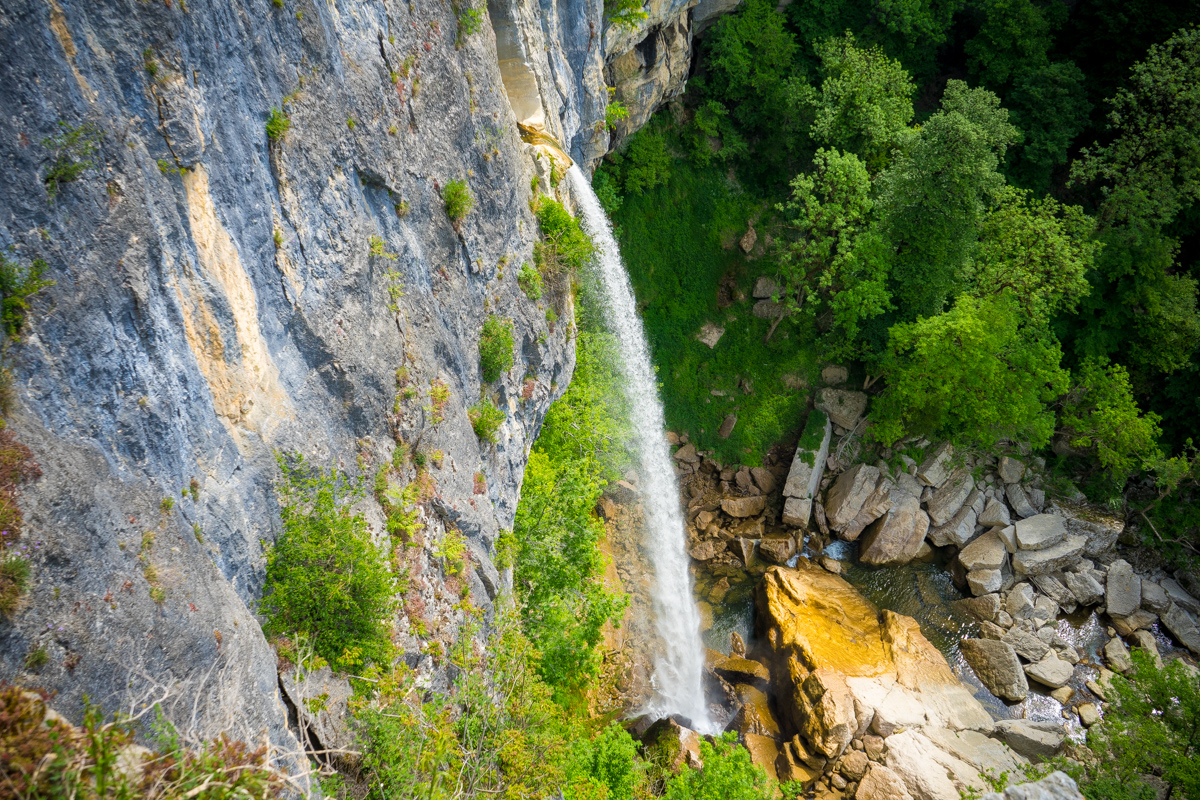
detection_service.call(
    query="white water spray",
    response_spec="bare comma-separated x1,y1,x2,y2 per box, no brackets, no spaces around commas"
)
566,165,712,731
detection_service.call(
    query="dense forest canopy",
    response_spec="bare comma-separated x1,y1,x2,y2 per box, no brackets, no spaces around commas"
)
597,0,1200,566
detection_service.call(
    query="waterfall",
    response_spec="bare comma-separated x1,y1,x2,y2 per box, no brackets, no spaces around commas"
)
566,165,712,731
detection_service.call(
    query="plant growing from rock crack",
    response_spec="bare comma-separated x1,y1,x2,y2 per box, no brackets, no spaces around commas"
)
479,316,515,382
604,0,647,28
369,234,397,260
266,107,290,142
426,379,451,425
518,261,543,300
534,198,595,278
469,397,505,444
443,179,473,223
41,121,101,201
0,250,54,340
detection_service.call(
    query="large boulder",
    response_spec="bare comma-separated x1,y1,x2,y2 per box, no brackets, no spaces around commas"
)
929,505,978,548
1045,500,1124,558
1024,653,1074,689
825,464,882,531
722,496,766,518
1013,514,1066,551
860,491,929,566
981,771,1085,800
1012,535,1086,577
917,442,955,488
992,720,1065,761
1001,628,1050,662
1105,560,1142,619
1162,603,1200,655
781,410,832,529
841,477,896,542
856,764,914,800
817,388,869,430
960,639,1029,701
959,531,1008,572
997,457,1025,484
1005,484,1038,518
926,468,975,527
978,499,1012,529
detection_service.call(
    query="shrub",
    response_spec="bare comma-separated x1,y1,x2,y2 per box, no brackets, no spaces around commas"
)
265,107,290,142
534,198,595,276
261,453,396,667
604,0,647,28
455,2,483,46
369,234,397,260
443,179,474,221
41,121,101,200
518,261,544,300
426,379,451,425
663,733,773,800
0,251,55,340
604,99,629,131
469,397,505,443
479,316,515,382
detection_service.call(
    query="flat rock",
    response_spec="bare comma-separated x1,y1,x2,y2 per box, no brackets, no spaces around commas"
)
997,456,1026,484
718,413,737,439
1024,654,1074,688
1045,500,1124,558
1002,628,1051,662
927,467,975,527
860,493,929,566
982,771,1084,800
1031,575,1076,612
825,464,882,531
712,654,771,687
722,496,766,518
993,720,1065,761
978,498,1012,528
916,442,955,488
1105,560,1141,618
1162,603,1200,655
697,322,725,349
856,763,914,800
817,388,869,430
1012,535,1086,577
1006,483,1037,518
960,639,1028,702
967,569,1003,596
960,530,1007,571
1014,515,1066,551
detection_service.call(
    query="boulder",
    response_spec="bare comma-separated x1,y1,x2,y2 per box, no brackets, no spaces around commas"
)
722,496,766,518
712,654,771,687
927,468,975,527
928,505,978,548
673,443,700,464
997,524,1018,553
1162,579,1200,615
696,322,725,349
1005,483,1038,518
954,593,1002,623
783,411,832,501
1001,628,1051,662
1031,575,1076,612
759,535,798,564
967,570,1003,596
1045,500,1124,558
916,442,955,488
1111,609,1157,637
978,499,1012,529
1064,571,1104,606
1104,637,1133,673
753,275,782,299
1012,535,1086,577
688,540,722,561
992,720,1064,761
859,493,929,566
1105,560,1141,619
841,750,870,781
997,457,1026,484
718,413,737,439
728,686,782,739
1024,654,1074,689
1161,603,1200,655
959,531,1008,571
856,764,914,800
1014,515,1066,551
752,299,786,319
822,364,850,385
750,466,777,495
817,388,869,430
884,729,977,800
960,639,1029,701
1140,581,1170,614
782,497,813,529
825,464,882,531
1078,704,1100,728
1130,630,1163,667
743,733,781,782
1006,583,1036,620
982,771,1084,800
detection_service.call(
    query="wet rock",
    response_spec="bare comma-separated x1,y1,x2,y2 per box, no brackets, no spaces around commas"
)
960,639,1029,701
743,733,781,782
917,442,955,488
722,496,766,518
823,364,850,385
1024,653,1074,689
992,720,1064,761
856,764,914,800
697,322,725,348
688,540,723,561
960,531,1008,571
728,684,781,737
997,457,1026,484
817,388,869,430
1050,686,1074,704
927,467,975,527
1104,637,1133,673
859,493,929,566
1006,484,1038,519
1105,560,1141,618
1161,603,1200,655
1012,535,1086,577
1014,515,1066,551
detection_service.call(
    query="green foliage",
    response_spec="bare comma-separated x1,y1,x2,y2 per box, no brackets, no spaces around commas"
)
810,33,914,172
875,80,1020,320
1055,650,1200,800
455,1,483,44
41,121,101,200
369,234,396,260
1060,360,1163,484
611,127,673,195
564,723,643,800
518,261,543,300
592,168,623,217
535,197,596,276
663,733,773,800
604,0,647,28
426,378,451,425
873,293,1069,448
0,250,55,340
605,100,630,130
262,452,396,667
479,315,515,382
964,0,1056,87
1004,62,1091,193
443,179,474,221
266,107,290,142
468,397,505,444
775,147,890,352
512,450,626,692
0,550,31,616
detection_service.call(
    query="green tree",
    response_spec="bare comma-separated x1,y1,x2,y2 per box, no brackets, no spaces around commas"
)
962,187,1098,324
872,292,1069,448
1004,61,1091,193
262,453,396,666
774,148,891,349
1059,359,1163,484
810,33,915,172
663,733,773,800
564,723,643,800
875,80,1020,320
964,0,1057,88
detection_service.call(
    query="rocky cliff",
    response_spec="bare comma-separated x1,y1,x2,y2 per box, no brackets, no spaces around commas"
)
0,0,737,755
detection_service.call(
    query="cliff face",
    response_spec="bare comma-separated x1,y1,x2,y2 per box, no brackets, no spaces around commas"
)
0,0,729,757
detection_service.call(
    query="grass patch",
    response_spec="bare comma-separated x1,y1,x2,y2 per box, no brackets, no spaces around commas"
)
603,151,818,465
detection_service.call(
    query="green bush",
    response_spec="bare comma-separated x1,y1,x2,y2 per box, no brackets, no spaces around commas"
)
262,453,396,667
518,261,544,300
443,179,474,221
604,0,647,28
0,251,55,340
266,107,290,142
534,198,595,276
564,723,643,800
468,397,506,443
479,315,515,382
663,733,773,800
41,121,101,200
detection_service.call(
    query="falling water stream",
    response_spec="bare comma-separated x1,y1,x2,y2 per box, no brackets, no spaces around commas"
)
566,165,713,732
